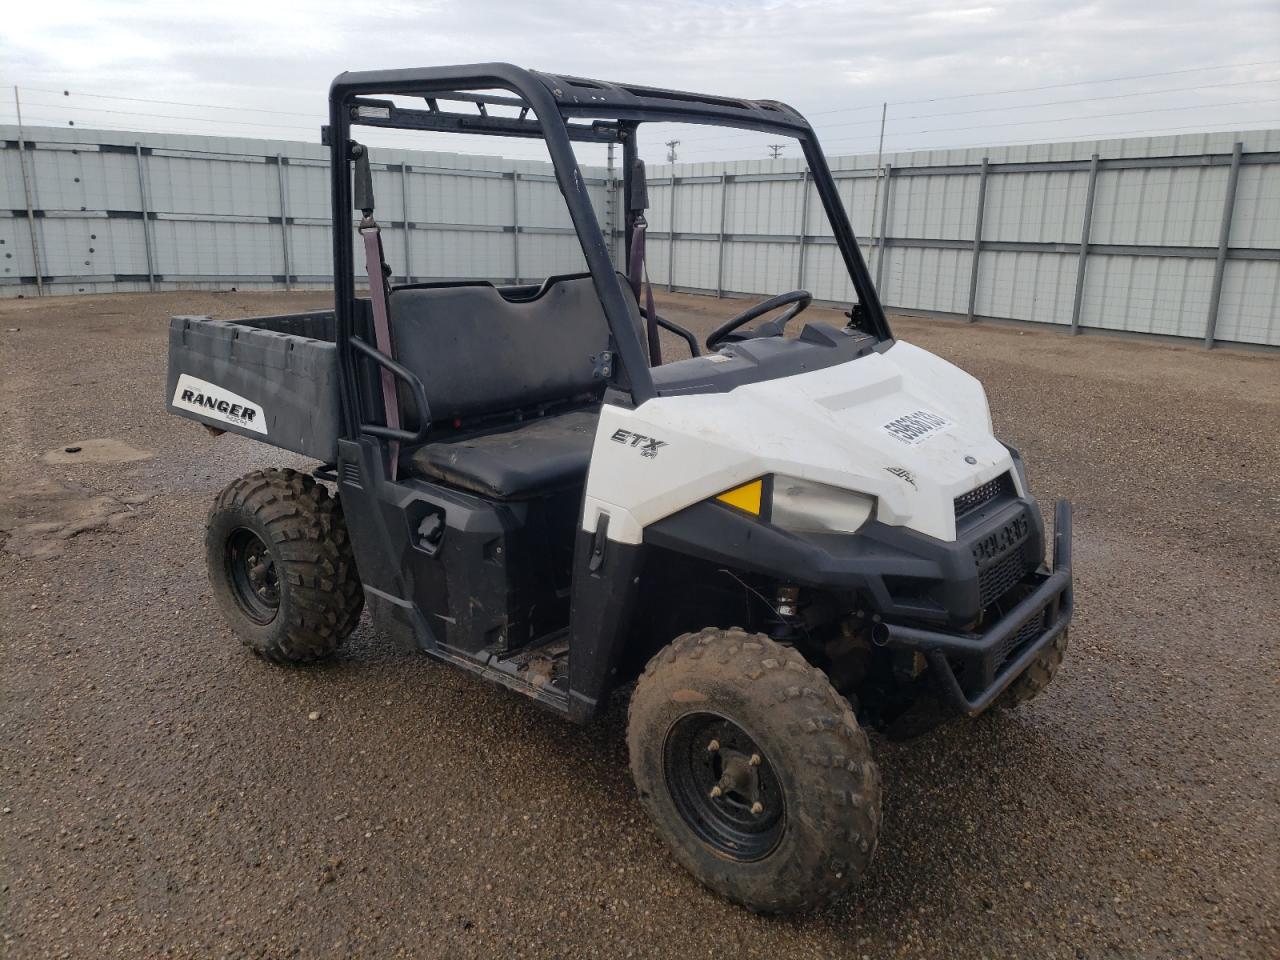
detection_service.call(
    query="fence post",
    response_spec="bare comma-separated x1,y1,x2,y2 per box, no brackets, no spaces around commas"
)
796,170,810,289
716,172,728,298
966,157,990,323
875,164,894,301
13,87,44,296
400,163,411,283
1204,141,1243,349
134,143,156,292
667,169,677,292
275,154,292,291
511,171,521,284
1069,153,1100,335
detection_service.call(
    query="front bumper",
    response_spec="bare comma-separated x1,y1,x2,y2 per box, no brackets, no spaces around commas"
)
873,500,1074,716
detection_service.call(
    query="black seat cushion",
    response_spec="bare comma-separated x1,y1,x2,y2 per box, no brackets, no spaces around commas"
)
389,274,642,425
409,409,599,499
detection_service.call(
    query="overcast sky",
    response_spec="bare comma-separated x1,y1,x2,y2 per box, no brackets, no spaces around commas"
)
2,0,1278,164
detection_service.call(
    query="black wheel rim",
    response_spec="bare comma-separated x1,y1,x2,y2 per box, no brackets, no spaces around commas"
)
226,527,280,625
663,712,786,861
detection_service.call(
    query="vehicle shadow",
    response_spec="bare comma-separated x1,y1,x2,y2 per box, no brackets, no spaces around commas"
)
316,618,1098,939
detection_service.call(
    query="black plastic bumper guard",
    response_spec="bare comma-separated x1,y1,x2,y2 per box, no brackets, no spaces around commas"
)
874,500,1074,717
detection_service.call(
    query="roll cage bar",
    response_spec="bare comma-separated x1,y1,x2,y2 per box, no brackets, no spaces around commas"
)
327,63,892,439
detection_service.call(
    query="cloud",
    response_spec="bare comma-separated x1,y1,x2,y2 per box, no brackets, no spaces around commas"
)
2,0,1277,162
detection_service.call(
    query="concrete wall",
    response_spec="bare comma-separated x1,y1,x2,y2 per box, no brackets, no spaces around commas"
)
3,124,1278,346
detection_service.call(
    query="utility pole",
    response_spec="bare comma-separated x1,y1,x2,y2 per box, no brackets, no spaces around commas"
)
665,141,679,292
767,143,785,160
13,86,44,296
868,101,887,282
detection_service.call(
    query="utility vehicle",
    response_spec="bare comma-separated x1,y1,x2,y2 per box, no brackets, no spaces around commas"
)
166,64,1073,913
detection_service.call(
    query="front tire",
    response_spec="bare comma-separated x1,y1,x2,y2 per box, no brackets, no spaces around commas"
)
206,468,363,663
627,627,881,913
994,628,1069,710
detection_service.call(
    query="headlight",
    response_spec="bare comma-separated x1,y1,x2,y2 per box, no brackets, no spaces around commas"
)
771,476,875,534
714,475,876,535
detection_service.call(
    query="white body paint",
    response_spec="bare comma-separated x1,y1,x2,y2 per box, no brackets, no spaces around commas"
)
583,340,1019,545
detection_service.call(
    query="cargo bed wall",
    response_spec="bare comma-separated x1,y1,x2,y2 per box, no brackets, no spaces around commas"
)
165,312,343,462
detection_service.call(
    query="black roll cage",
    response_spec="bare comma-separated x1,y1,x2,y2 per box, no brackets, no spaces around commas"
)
327,62,893,441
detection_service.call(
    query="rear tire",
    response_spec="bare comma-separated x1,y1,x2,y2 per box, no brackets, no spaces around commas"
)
994,628,1069,709
627,627,881,913
206,468,363,663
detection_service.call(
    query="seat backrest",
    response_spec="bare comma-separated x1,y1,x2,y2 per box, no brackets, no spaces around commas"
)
388,274,636,424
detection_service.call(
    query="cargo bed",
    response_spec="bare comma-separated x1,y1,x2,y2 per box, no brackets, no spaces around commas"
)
165,311,344,462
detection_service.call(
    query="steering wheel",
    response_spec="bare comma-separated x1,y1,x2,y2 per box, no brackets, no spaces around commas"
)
706,290,812,351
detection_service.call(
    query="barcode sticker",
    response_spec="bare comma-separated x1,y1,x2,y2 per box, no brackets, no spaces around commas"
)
882,409,950,445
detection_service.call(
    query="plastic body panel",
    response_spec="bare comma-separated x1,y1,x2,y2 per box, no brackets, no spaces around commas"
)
165,312,343,461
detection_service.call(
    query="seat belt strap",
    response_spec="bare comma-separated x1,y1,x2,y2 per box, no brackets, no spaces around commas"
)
642,258,659,366
627,217,661,366
360,218,401,481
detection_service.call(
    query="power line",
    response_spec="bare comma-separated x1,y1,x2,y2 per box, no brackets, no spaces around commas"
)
6,90,557,156
766,143,785,159
11,106,321,134
19,55,1280,145
21,68,1280,156
9,61,1280,164
35,58,1274,128
808,56,1280,117
888,58,1280,107
0,111,560,162
675,75,1280,147
677,118,1280,163
818,96,1280,149
886,118,1280,152
677,96,1280,157
30,82,1267,155
20,85,322,118
822,76,1280,131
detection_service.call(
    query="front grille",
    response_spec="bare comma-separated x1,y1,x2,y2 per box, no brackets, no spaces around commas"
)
955,472,1014,522
994,610,1044,670
977,542,1031,609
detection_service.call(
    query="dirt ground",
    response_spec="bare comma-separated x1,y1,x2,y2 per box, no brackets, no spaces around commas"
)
1,288,1277,959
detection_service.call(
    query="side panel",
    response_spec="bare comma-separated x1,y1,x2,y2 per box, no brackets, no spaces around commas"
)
566,524,645,720
165,315,343,461
335,438,576,656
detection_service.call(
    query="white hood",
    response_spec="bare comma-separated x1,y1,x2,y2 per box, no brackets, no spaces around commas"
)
583,340,1017,545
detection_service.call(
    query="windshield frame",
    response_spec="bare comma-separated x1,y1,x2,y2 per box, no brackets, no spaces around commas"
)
328,63,892,431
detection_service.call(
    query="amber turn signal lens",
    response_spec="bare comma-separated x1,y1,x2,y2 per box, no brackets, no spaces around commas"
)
715,478,764,516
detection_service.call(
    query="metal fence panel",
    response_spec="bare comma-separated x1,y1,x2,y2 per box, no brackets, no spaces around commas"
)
2,123,1278,347
1089,164,1229,247
799,243,856,304
1216,259,1280,345
671,239,718,291
891,172,981,242
1232,162,1280,248
0,124,612,297
882,246,974,316
976,250,1079,326
982,170,1085,244
725,239,799,296
1082,253,1216,339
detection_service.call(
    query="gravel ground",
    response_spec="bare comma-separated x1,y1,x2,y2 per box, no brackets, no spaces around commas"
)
1,289,1277,959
